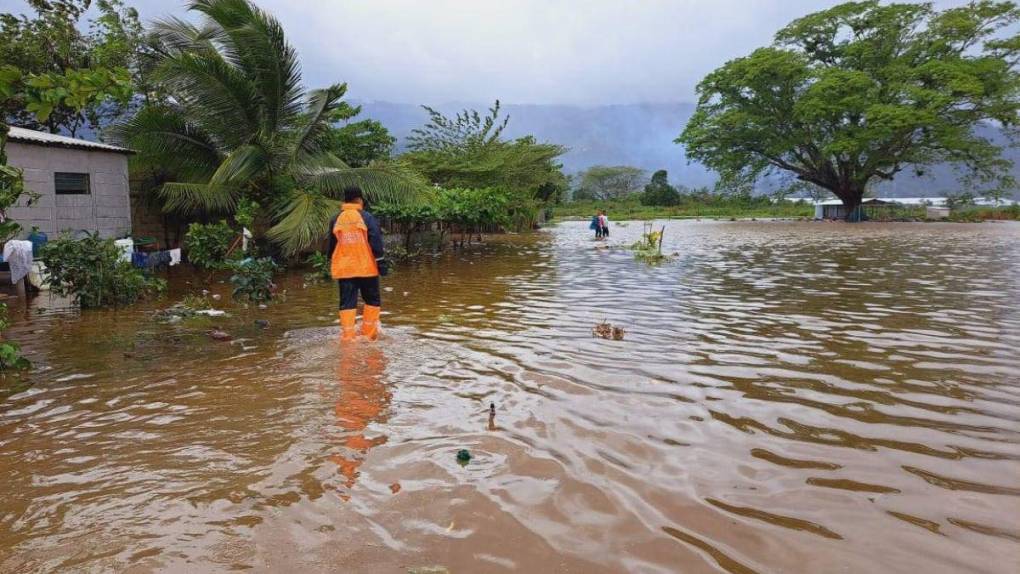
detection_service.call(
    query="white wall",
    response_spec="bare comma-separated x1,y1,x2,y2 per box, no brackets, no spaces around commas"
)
5,142,132,238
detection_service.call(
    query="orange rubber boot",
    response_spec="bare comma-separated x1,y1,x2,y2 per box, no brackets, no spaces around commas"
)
339,309,357,342
361,305,381,341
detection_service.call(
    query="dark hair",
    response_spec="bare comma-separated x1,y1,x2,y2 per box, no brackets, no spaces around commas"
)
343,186,364,203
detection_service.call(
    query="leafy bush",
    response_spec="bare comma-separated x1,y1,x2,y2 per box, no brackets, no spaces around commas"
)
0,302,29,370
304,251,331,282
183,221,236,269
228,257,278,303
374,201,438,251
436,187,511,231
40,234,166,308
234,197,260,230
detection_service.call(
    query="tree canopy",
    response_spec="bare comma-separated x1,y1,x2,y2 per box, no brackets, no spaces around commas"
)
108,0,418,255
0,0,141,136
641,170,681,206
573,165,645,201
326,102,395,167
678,0,1020,217
402,100,567,229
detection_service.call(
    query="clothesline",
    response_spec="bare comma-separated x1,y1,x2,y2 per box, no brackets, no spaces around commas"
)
131,248,181,270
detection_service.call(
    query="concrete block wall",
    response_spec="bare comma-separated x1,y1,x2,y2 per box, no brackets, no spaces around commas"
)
5,142,132,239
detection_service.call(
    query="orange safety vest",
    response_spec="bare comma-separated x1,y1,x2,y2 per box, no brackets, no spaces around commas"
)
331,203,379,279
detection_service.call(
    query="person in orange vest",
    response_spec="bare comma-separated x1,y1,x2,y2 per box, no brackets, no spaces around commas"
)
327,186,388,341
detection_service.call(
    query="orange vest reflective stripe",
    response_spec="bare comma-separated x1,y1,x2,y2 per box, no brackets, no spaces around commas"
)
331,204,379,279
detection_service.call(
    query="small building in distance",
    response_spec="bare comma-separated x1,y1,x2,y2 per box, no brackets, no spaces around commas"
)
813,196,1017,220
4,126,134,239
814,197,895,220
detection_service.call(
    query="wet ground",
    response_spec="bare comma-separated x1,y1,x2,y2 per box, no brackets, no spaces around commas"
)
1,221,1019,573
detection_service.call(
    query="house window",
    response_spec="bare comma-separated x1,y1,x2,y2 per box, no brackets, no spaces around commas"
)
54,172,90,195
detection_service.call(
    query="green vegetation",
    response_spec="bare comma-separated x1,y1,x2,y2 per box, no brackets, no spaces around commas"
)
554,196,814,221
678,1,1020,219
629,222,673,264
327,102,396,167
108,0,418,256
0,125,39,243
40,234,166,308
304,251,331,282
228,257,278,304
0,303,29,371
0,0,139,135
402,100,567,230
949,204,1020,222
573,165,645,201
182,221,237,269
640,170,681,207
374,187,513,250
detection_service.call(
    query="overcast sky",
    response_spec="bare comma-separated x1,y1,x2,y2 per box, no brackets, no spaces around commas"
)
2,0,975,106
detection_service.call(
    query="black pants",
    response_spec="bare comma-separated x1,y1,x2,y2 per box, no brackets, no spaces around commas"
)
338,277,381,310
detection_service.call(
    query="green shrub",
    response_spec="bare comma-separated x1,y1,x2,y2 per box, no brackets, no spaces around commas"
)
40,234,166,308
0,302,29,370
183,221,236,269
234,197,260,230
304,251,331,281
228,257,278,303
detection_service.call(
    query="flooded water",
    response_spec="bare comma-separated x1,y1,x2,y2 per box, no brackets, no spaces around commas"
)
2,221,1019,573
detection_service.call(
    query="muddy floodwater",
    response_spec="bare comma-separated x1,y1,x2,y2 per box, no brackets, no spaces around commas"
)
2,221,1019,573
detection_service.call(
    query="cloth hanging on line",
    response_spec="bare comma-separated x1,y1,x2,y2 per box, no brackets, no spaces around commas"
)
132,249,180,270
3,240,34,284
132,252,149,269
147,251,171,270
114,238,134,263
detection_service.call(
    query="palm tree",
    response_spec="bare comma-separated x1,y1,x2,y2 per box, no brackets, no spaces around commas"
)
110,0,420,255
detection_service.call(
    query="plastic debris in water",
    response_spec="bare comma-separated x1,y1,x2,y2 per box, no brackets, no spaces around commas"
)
456,449,472,463
207,329,231,341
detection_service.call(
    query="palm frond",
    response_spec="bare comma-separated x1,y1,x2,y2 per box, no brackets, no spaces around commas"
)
160,182,240,215
208,144,267,187
154,50,261,148
106,105,222,182
149,16,220,55
307,163,429,205
267,189,340,255
293,83,348,161
189,0,304,130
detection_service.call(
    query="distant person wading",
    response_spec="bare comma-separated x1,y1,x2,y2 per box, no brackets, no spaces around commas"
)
327,186,389,342
591,209,610,240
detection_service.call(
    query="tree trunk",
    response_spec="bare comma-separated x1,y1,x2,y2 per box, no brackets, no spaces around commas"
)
836,186,865,222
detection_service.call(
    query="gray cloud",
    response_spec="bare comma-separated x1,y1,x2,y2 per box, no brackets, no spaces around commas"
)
2,0,975,105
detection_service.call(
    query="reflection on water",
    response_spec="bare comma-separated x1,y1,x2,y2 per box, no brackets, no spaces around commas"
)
330,344,390,500
1,221,1019,573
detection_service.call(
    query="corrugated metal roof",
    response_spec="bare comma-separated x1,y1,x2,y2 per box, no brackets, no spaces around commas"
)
6,126,133,154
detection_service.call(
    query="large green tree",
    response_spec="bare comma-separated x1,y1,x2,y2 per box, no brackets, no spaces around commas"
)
678,1,1020,218
572,165,645,201
641,169,681,206
109,0,418,255
0,0,141,136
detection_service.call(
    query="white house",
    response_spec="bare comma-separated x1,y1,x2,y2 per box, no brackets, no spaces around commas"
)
5,126,133,238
